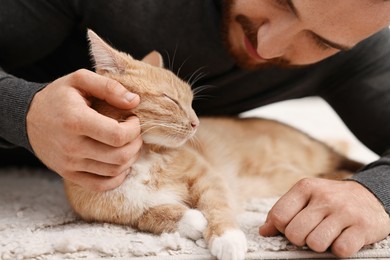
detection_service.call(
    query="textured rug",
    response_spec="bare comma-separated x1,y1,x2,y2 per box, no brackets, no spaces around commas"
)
0,168,390,260
1,97,389,259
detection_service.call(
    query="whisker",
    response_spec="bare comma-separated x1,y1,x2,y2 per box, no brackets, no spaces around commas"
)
176,56,191,77
190,72,207,87
171,44,178,72
186,66,206,86
141,121,189,135
163,50,172,71
192,84,215,96
139,125,160,136
163,44,180,72
192,94,215,101
192,84,217,101
188,135,202,151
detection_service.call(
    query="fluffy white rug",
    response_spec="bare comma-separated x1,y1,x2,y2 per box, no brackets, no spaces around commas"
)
1,97,389,259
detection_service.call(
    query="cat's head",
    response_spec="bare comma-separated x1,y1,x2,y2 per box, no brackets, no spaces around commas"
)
87,29,199,148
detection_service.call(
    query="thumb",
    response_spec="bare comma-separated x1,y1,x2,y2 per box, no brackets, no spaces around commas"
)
69,69,140,109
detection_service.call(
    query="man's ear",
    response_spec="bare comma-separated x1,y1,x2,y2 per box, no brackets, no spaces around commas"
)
87,29,133,73
142,51,164,68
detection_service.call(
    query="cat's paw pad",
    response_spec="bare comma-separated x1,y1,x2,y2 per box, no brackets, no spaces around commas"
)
177,209,207,240
210,229,247,260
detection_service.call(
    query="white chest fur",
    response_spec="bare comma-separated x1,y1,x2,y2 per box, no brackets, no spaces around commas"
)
115,151,183,212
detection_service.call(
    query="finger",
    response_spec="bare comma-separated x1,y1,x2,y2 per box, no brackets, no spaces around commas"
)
71,133,142,165
261,178,314,235
91,134,143,165
305,214,348,253
72,153,139,177
65,170,128,192
68,111,141,147
331,226,365,258
61,135,142,177
284,206,326,246
259,221,280,237
68,69,140,109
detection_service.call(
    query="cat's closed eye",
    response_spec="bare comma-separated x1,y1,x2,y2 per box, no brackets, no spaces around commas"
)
163,93,181,107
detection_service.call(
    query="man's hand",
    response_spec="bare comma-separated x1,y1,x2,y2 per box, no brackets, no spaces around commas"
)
27,69,142,191
259,178,390,258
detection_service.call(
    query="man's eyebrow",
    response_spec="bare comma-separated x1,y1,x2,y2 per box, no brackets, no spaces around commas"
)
313,33,353,51
289,0,353,51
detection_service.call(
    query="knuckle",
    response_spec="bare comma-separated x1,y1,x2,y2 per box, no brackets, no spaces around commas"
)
61,113,82,133
306,235,327,252
268,210,287,230
296,178,315,191
332,241,355,258
341,206,355,218
71,69,89,82
320,191,335,203
104,78,121,96
284,227,305,246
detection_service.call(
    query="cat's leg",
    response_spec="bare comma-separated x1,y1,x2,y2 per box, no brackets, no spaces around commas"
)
136,204,207,240
189,169,247,260
177,208,208,240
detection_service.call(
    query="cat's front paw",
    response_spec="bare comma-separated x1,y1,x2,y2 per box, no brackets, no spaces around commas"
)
177,209,207,240
209,229,247,260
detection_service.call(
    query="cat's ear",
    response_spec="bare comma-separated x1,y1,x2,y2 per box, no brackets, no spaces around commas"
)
142,51,164,68
87,29,132,73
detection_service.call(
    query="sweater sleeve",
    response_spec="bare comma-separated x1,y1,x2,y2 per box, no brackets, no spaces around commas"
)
352,152,390,215
0,0,76,151
318,28,390,214
0,69,46,150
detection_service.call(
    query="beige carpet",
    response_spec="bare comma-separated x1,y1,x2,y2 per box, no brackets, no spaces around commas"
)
1,97,389,259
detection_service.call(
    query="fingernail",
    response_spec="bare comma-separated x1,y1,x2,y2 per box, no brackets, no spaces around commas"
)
125,92,137,102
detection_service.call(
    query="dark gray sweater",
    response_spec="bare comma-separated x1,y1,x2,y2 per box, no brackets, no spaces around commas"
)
1,0,390,214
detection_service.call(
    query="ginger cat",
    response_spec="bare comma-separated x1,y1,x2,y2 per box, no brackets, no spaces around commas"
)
64,30,363,260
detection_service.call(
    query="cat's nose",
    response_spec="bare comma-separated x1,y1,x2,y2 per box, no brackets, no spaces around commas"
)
191,120,199,129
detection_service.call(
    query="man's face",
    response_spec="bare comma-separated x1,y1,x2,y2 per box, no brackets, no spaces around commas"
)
222,0,390,69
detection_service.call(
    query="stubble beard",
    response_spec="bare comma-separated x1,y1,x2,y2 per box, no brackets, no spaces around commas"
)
221,0,295,70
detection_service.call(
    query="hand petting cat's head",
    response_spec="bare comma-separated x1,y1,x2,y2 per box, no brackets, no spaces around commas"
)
87,29,199,148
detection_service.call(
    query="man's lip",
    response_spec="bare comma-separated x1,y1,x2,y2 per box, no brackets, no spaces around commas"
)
243,35,264,61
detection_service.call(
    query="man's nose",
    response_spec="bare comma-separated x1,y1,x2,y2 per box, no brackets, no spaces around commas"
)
256,21,299,60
